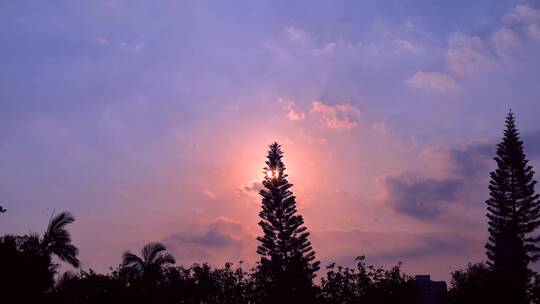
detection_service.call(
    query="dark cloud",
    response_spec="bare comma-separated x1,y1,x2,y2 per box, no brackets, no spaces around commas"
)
315,229,481,271
374,233,479,262
382,141,495,220
446,142,494,177
242,179,263,195
164,218,248,252
161,217,256,265
523,129,540,159
384,173,461,219
166,227,236,248
235,179,264,203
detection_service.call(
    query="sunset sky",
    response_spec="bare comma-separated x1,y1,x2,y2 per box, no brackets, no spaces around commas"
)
2,1,540,282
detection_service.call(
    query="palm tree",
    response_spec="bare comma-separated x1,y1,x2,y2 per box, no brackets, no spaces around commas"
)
0,211,80,300
122,242,175,282
41,212,80,268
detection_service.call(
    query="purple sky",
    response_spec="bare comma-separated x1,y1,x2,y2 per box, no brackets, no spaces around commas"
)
2,0,540,282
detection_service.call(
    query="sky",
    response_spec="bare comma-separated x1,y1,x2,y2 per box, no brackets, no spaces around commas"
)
1,0,540,282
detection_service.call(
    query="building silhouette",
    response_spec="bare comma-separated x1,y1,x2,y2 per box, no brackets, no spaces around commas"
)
415,275,447,304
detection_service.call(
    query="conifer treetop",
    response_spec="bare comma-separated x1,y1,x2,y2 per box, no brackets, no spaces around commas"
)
255,142,320,303
485,110,540,304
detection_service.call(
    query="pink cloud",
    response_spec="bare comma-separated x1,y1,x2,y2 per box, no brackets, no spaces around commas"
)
406,71,460,92
202,189,217,200
491,27,521,58
446,33,490,76
371,122,387,132
311,101,361,129
279,97,305,121
163,217,257,266
502,5,540,42
504,4,540,24
286,105,305,121
528,24,540,41
235,179,264,204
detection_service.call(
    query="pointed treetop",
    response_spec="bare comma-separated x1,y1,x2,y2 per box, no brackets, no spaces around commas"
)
264,142,286,179
267,142,283,166
506,109,516,128
500,110,523,152
484,110,540,303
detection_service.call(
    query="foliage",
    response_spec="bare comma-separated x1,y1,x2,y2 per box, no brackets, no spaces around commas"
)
3,113,540,303
447,263,496,304
0,212,79,302
318,256,417,304
256,142,320,304
485,111,540,303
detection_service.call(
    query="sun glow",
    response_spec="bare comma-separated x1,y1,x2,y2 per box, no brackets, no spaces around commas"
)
266,169,276,178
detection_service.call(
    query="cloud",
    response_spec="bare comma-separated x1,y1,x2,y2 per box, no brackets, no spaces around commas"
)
393,39,423,55
523,129,540,158
503,4,540,41
316,229,480,267
504,4,540,24
165,217,249,248
374,232,479,262
316,228,485,281
163,217,256,265
491,27,520,58
279,98,305,121
528,23,540,41
202,189,217,200
311,101,361,129
446,33,491,76
443,142,493,177
286,26,308,43
119,41,144,52
421,141,494,178
168,227,236,247
406,71,460,92
287,107,305,121
381,141,493,220
96,37,109,44
382,173,461,219
371,122,387,132
235,179,263,204
240,179,263,194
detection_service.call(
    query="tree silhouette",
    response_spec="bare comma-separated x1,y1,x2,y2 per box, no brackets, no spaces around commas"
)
0,211,79,302
485,111,540,304
41,212,80,268
0,206,6,213
447,263,496,304
122,242,176,275
121,242,175,292
319,256,417,304
255,142,320,304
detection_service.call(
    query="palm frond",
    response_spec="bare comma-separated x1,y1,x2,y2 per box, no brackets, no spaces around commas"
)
53,243,80,267
154,252,176,267
141,242,166,264
43,212,75,246
122,251,144,269
42,211,80,267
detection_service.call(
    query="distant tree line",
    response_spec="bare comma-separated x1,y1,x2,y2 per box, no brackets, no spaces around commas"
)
1,111,540,304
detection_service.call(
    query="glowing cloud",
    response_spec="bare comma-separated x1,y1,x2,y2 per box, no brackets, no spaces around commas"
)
406,71,460,92
446,33,490,76
311,101,361,130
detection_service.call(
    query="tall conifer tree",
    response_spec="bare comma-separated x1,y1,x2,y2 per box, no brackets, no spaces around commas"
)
256,142,320,304
486,111,540,303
